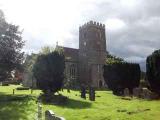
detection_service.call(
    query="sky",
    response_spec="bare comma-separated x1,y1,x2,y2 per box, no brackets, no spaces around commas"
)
0,0,160,71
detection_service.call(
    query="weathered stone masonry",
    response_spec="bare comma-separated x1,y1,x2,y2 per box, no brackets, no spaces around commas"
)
58,21,107,88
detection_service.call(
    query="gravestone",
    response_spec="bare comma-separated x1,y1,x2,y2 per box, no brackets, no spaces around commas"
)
141,88,159,100
45,110,65,120
89,87,95,101
133,87,141,97
141,88,151,99
81,86,86,99
123,88,130,96
133,87,159,100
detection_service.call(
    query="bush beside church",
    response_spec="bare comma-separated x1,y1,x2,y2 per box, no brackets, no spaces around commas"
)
146,49,160,95
103,62,141,95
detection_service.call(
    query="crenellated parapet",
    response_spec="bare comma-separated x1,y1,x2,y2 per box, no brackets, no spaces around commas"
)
79,20,105,30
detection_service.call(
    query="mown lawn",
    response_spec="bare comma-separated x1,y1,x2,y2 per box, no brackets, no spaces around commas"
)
0,85,160,120
0,85,40,120
43,90,160,120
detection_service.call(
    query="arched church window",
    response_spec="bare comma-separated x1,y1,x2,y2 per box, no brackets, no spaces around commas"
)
70,64,76,79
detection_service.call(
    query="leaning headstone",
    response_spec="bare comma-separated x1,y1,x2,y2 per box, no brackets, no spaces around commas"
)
89,87,95,101
45,110,65,120
81,86,86,99
141,88,159,100
45,110,55,120
141,88,151,99
124,88,130,96
133,87,159,100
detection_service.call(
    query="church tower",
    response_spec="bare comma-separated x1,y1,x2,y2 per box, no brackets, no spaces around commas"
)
79,21,107,87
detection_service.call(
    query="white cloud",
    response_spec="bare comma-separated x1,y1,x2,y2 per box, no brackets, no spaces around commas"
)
0,0,160,71
105,18,126,31
0,0,82,52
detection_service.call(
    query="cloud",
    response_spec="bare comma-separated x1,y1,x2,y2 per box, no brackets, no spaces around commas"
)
1,0,160,71
105,18,127,31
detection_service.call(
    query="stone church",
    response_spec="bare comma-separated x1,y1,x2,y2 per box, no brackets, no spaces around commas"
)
58,21,107,88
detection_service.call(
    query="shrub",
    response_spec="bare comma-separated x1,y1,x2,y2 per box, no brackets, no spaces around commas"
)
33,50,65,94
103,62,140,95
146,50,160,94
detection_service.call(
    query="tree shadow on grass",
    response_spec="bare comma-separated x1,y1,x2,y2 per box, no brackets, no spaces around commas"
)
0,93,36,120
62,98,92,109
43,97,92,109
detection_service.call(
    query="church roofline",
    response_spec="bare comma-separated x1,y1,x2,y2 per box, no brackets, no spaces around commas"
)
57,45,79,51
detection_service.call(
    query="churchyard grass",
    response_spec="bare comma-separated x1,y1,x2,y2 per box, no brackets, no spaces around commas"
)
43,90,160,120
0,85,160,120
0,85,40,120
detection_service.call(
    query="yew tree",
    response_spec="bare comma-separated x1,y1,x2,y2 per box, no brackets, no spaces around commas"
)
33,49,65,94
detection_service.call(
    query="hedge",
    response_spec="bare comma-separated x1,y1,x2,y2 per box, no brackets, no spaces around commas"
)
103,62,140,95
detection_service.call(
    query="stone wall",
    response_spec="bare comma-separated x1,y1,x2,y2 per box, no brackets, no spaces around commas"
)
45,110,65,120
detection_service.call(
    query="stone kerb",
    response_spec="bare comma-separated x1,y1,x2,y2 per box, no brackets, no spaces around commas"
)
45,110,65,120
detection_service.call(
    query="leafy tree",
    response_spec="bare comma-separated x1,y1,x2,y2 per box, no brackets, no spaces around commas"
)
23,46,55,79
0,10,24,81
106,52,124,64
104,52,140,95
33,50,65,94
40,46,54,55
